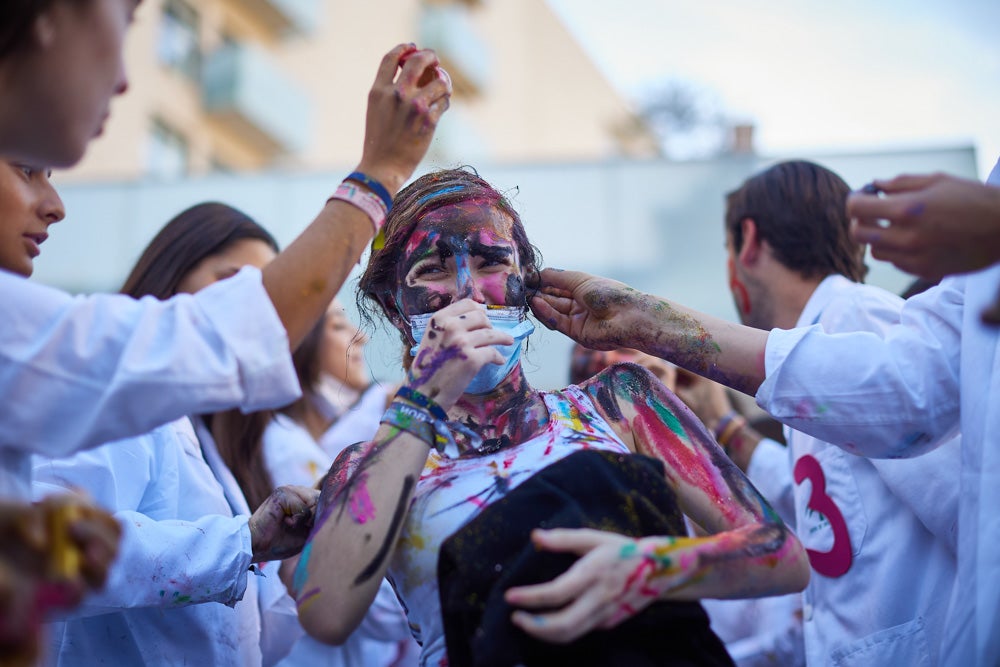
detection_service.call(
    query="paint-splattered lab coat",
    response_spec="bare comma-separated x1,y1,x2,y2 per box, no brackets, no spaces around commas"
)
757,156,1000,667
1,266,298,499
750,275,958,666
33,417,299,667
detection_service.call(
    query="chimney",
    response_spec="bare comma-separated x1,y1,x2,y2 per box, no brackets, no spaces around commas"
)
730,123,755,154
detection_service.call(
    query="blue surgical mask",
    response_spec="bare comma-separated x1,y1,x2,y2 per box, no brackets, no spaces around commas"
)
409,305,535,394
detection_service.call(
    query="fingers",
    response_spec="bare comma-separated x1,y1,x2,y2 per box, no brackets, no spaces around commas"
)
530,528,611,556
846,190,909,224
874,172,942,194
504,559,593,612
68,514,121,588
510,587,605,644
395,48,439,87
374,43,416,86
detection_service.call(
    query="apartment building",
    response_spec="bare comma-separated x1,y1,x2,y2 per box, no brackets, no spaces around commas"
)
65,0,659,181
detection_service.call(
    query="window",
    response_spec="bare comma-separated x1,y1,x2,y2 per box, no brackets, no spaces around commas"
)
158,0,201,80
146,119,189,179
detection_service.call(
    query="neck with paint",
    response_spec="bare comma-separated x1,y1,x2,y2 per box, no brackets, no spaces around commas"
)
449,363,549,453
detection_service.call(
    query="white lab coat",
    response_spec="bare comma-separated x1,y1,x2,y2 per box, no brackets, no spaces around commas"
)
33,418,301,667
756,156,1000,667
2,267,298,498
749,275,958,666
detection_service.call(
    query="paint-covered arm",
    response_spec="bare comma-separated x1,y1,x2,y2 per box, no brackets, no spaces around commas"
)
531,269,770,395
505,364,807,643
294,300,513,644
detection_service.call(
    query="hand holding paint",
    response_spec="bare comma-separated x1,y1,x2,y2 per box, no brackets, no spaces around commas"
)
848,171,1000,280
355,44,453,198
249,485,319,562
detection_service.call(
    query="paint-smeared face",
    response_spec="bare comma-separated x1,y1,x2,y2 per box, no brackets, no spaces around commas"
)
394,201,526,321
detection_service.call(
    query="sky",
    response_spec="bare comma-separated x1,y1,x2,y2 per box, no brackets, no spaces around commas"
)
547,0,1000,178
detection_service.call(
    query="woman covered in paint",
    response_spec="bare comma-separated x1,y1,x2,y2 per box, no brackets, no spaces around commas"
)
293,169,809,666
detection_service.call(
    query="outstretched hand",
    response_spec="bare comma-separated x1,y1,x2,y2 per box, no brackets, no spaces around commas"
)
848,172,1000,280
406,299,513,411
355,44,453,195
250,485,319,562
504,528,701,644
529,269,642,351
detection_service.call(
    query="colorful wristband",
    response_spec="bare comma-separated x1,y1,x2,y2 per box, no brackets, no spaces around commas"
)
345,171,393,213
380,401,447,453
328,181,387,236
395,386,449,422
714,411,747,450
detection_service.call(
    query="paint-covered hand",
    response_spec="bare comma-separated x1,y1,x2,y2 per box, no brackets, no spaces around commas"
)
406,299,513,410
355,44,453,196
504,528,702,643
530,269,645,351
249,485,319,562
0,494,121,664
849,172,1000,280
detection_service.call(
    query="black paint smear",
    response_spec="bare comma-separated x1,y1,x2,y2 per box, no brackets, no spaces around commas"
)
594,384,623,422
354,475,416,586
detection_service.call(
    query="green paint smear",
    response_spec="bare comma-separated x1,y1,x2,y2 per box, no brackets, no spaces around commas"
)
292,541,314,596
650,399,688,441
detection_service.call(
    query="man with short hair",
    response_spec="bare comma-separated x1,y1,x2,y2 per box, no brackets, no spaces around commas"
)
681,160,959,666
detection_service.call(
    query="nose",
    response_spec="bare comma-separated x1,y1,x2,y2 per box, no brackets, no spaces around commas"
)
40,176,65,225
454,257,487,304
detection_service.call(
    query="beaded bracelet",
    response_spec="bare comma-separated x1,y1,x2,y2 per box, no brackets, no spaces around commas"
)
714,411,747,450
380,401,447,453
395,386,449,422
345,171,393,213
328,180,387,235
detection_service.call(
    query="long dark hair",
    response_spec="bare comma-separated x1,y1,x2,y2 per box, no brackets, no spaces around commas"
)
121,202,281,511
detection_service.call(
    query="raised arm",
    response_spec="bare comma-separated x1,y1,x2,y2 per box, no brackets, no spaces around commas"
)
531,269,770,394
263,45,451,349
292,299,513,644
505,363,807,643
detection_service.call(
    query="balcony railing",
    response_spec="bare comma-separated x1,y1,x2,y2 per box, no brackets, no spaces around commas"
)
238,0,320,36
420,5,491,96
202,43,311,155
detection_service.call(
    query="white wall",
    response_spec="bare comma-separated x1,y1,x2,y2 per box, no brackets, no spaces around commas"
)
38,145,979,390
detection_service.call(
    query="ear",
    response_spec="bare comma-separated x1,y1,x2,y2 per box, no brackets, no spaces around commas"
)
33,9,59,50
737,218,763,267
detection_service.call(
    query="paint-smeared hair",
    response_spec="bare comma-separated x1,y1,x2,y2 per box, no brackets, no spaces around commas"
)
725,160,867,282
121,201,281,511
357,167,541,345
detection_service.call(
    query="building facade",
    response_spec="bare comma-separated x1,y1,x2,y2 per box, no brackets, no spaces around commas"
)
64,0,659,182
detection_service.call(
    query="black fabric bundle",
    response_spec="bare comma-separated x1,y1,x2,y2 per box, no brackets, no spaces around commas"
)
438,449,734,667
